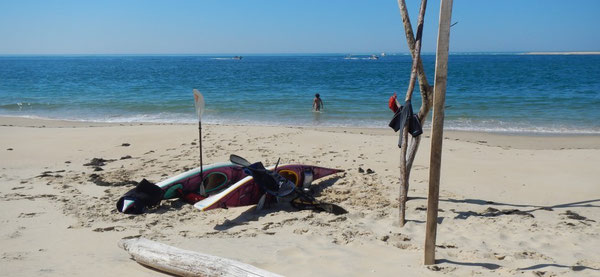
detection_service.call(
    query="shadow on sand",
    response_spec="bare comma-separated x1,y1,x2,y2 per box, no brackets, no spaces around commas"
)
517,263,599,272
408,197,599,220
152,200,188,214
410,197,600,211
213,205,280,231
307,176,344,197
437,259,501,270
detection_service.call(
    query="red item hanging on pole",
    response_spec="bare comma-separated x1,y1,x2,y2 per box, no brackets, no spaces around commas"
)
388,93,399,113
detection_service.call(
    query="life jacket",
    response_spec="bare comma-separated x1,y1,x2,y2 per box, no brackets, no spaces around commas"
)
177,189,207,204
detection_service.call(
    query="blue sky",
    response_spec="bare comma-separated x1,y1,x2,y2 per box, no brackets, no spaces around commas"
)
0,0,598,54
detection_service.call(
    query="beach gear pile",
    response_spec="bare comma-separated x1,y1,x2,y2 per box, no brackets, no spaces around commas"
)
116,155,346,215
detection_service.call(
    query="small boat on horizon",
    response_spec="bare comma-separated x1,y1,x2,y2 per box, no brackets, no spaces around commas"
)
369,54,379,60
232,56,243,60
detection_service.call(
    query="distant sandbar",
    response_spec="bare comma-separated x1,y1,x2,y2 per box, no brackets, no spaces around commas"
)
522,51,600,55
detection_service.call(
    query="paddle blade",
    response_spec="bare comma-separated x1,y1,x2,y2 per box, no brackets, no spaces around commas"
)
193,89,205,120
230,154,251,167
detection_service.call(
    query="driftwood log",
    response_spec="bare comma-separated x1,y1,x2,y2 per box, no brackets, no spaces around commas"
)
119,237,282,277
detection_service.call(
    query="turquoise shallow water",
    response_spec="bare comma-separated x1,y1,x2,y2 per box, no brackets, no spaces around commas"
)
0,54,598,134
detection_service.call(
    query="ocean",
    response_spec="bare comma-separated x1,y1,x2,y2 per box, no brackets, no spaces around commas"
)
0,54,598,134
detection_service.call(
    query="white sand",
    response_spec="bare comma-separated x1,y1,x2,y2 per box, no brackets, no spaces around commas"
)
1,116,599,276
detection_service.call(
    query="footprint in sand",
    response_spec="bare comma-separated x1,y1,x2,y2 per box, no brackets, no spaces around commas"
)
92,226,126,232
8,227,25,239
1,252,28,261
18,212,41,218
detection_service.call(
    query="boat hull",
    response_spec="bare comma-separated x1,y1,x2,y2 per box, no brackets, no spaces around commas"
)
118,162,343,213
194,164,343,211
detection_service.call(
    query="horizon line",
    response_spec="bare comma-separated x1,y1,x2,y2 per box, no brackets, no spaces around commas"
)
1,51,599,56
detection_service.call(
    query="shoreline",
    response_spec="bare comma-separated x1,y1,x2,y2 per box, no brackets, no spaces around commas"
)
2,116,598,150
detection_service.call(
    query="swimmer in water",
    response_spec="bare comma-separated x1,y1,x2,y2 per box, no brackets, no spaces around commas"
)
313,93,323,111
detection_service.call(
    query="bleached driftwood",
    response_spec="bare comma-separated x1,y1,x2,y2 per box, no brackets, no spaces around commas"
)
119,237,282,277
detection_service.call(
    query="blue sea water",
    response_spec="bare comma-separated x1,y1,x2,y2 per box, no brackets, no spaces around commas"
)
0,54,599,134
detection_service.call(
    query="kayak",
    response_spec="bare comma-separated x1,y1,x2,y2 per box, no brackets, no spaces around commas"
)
117,162,245,214
156,162,245,199
117,162,343,214
194,164,343,211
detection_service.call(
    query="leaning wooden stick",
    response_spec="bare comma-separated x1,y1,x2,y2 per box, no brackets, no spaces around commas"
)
396,0,429,227
119,237,282,277
397,0,434,120
398,0,434,182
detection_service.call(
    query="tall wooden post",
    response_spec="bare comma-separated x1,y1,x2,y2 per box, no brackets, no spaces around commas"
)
424,0,453,265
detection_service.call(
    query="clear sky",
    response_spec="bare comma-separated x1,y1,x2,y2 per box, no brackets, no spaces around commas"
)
0,0,598,54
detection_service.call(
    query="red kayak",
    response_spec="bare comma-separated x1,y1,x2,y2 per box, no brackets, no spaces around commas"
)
194,164,343,211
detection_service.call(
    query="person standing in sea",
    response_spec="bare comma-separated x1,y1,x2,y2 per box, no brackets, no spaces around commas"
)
313,93,324,111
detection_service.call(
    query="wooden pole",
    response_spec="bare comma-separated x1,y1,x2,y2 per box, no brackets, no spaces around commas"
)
193,89,206,194
199,120,204,192
424,0,453,265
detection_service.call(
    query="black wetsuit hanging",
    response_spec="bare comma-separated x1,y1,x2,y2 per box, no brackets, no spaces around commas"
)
388,99,423,148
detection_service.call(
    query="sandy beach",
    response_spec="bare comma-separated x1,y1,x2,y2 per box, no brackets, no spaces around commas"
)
1,116,599,276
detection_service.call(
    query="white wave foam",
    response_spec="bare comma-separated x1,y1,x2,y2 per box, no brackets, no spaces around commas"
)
443,118,600,134
1,112,598,134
